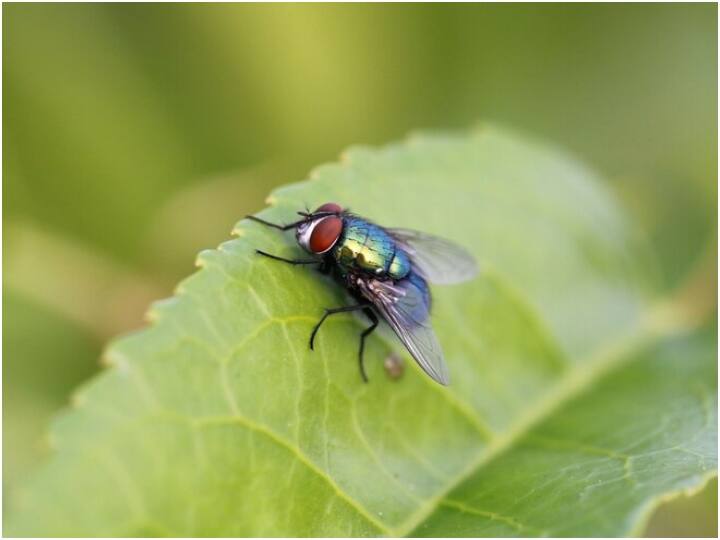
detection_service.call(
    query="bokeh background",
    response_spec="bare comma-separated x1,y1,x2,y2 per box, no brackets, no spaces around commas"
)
3,3,717,535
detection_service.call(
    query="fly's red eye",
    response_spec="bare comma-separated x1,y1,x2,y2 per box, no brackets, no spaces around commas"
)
309,216,343,253
315,202,342,214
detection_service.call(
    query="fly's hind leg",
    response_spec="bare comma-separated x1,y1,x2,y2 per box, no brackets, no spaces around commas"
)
358,308,379,383
309,303,369,350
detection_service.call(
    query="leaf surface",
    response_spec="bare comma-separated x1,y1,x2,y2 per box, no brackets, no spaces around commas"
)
8,128,716,537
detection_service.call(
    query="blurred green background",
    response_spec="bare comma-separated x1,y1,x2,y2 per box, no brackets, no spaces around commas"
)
3,3,717,535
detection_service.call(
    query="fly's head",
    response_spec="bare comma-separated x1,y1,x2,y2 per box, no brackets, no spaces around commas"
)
295,202,344,255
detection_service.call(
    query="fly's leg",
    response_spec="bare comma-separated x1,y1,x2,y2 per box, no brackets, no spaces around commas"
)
245,215,305,231
309,303,369,351
255,250,318,266
358,308,379,383
316,259,332,275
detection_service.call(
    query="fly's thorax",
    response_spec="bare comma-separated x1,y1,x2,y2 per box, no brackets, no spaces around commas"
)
333,217,411,280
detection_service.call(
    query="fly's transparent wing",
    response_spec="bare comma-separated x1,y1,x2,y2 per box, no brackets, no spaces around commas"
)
357,275,449,385
389,228,478,285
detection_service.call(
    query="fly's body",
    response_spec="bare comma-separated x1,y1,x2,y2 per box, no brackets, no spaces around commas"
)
246,202,477,386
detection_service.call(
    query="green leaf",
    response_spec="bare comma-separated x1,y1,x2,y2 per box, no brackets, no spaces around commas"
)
8,127,716,537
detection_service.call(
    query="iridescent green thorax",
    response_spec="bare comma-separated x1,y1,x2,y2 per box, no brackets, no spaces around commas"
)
333,216,411,280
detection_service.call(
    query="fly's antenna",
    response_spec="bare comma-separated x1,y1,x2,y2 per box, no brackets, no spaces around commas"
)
295,203,312,218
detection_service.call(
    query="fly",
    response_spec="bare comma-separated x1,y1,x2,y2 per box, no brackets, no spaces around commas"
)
245,202,478,385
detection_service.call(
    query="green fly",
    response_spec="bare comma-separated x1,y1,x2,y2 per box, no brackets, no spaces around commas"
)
246,202,478,385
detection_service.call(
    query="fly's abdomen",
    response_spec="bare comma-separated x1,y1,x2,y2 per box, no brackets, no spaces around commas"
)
387,249,411,280
334,217,410,280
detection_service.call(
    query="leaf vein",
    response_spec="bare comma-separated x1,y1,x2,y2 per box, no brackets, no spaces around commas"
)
192,415,390,534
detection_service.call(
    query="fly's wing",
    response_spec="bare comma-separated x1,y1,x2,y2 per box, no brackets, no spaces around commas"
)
357,275,449,385
388,228,478,285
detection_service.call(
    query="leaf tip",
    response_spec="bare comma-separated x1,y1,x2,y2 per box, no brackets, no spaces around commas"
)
144,308,160,324
102,349,129,373
195,249,217,268
70,391,87,409
99,350,114,368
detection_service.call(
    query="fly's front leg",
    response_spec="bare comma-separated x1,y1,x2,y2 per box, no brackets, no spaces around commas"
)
255,250,318,266
245,215,305,231
309,303,369,350
316,258,332,275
